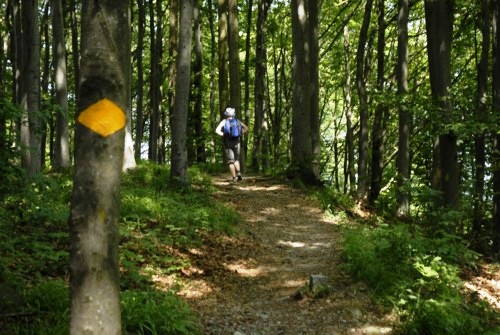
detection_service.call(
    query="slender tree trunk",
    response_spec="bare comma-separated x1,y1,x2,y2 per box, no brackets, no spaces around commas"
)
473,0,490,235
21,0,41,176
155,0,165,163
193,0,205,163
207,0,217,162
52,0,70,169
396,0,410,217
369,0,387,205
356,0,373,199
492,0,500,258
243,0,253,161
134,0,145,161
69,1,130,332
148,0,159,162
218,0,229,116
425,0,458,208
343,24,355,195
69,0,80,105
167,0,178,163
252,0,271,171
309,0,320,179
170,0,193,186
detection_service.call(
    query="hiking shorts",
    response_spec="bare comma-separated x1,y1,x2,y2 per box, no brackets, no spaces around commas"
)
224,140,241,164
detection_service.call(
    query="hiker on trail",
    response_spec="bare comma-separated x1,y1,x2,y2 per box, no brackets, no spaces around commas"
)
215,107,249,182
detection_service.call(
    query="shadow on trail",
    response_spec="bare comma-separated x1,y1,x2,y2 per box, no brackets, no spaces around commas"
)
181,174,394,335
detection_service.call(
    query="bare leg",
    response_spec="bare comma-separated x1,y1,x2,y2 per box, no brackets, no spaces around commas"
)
228,163,236,178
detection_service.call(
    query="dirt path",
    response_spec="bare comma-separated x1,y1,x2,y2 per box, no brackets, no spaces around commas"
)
180,175,394,335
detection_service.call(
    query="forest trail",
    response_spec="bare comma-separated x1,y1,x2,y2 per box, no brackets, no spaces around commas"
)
179,174,394,335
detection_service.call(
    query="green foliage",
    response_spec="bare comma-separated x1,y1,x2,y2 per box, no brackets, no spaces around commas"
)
0,162,242,331
342,223,499,334
5,280,71,335
121,290,200,335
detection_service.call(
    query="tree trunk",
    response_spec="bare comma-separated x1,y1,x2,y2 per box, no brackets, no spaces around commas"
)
425,0,458,208
309,0,320,179
21,0,42,176
69,0,80,105
192,0,206,163
148,0,160,162
369,0,387,205
252,0,271,171
134,0,145,161
396,0,410,217
356,0,373,199
69,1,130,332
52,0,70,170
290,0,316,184
207,0,217,162
218,0,229,117
243,0,254,164
167,0,178,162
473,0,490,235
170,0,193,186
492,0,500,258
343,24,355,195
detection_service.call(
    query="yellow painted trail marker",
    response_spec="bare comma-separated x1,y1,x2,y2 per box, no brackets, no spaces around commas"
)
78,98,126,137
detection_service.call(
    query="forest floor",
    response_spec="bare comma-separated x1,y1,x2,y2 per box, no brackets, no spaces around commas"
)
165,174,499,335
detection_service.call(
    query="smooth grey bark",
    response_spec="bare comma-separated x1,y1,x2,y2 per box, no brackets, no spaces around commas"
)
309,0,320,179
252,0,271,171
69,1,130,333
192,0,206,163
473,0,490,234
343,24,355,195
396,0,410,217
290,0,316,184
425,0,458,208
170,0,193,186
207,0,217,162
148,0,160,162
369,0,387,205
218,0,229,116
52,0,70,169
134,0,145,161
356,0,373,198
21,0,41,176
492,0,500,258
243,0,253,162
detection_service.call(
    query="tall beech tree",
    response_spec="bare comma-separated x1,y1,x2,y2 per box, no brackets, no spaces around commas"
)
290,0,317,185
425,0,458,209
356,0,373,199
170,0,193,185
396,0,410,217
252,0,272,171
21,0,42,176
68,0,130,332
51,0,70,169
493,0,500,257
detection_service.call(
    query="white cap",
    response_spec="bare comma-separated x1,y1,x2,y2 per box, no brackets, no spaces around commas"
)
224,107,236,117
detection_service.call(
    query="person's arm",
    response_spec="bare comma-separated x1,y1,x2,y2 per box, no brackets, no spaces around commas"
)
240,122,249,134
215,120,225,136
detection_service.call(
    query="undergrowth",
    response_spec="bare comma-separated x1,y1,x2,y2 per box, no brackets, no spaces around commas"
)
0,162,239,334
317,188,500,335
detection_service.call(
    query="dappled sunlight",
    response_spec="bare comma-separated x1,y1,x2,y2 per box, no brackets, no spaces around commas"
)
224,262,271,278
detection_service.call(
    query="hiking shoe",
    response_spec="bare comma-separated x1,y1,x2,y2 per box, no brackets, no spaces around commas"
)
237,172,242,181
232,177,238,182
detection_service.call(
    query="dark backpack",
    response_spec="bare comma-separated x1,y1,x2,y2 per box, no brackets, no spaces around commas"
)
224,118,242,139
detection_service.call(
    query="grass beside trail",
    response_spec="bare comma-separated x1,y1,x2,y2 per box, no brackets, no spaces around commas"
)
0,163,239,334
